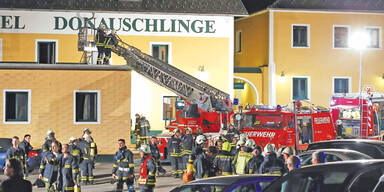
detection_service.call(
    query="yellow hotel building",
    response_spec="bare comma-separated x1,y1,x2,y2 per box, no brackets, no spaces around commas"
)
235,0,384,108
0,0,247,154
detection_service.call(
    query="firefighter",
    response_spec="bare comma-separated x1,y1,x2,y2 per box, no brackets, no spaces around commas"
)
95,23,106,65
18,134,33,180
138,144,156,192
68,137,82,184
78,134,95,185
39,140,61,192
230,134,240,156
103,29,118,65
167,129,183,178
57,144,79,192
181,127,194,171
149,136,166,175
213,141,235,176
83,129,97,181
245,146,264,174
233,139,254,175
42,130,61,155
139,116,151,145
259,144,285,175
282,147,294,164
194,146,218,179
336,120,343,139
186,134,206,174
6,136,25,168
112,139,135,192
134,113,141,149
226,124,240,142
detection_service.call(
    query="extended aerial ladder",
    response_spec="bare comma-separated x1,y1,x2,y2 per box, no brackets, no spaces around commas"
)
78,27,232,113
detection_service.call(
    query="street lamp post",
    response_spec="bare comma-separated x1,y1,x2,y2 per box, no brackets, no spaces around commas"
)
350,31,369,94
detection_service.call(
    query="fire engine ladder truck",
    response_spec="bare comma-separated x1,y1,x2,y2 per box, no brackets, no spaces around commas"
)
78,27,232,115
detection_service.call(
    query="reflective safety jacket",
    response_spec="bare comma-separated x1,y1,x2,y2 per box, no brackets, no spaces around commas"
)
139,118,151,136
77,139,91,161
69,144,82,166
42,137,61,153
213,151,235,176
112,146,134,175
57,153,79,191
233,150,253,175
104,33,118,49
6,147,25,163
39,151,60,184
95,28,106,47
245,154,264,174
167,136,182,157
138,155,156,186
258,153,285,175
181,134,194,156
18,140,33,163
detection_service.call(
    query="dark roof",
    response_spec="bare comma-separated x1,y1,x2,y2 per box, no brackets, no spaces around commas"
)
185,174,278,186
0,0,248,15
241,0,276,14
269,0,384,12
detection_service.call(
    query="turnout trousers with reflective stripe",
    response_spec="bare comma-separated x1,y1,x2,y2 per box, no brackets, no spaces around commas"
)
169,156,183,176
96,46,104,65
80,159,94,184
115,170,134,192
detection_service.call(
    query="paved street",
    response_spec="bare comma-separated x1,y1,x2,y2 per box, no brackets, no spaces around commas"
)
0,160,183,192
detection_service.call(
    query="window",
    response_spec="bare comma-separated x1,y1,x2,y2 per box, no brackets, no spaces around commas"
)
334,26,350,48
231,183,256,192
4,90,30,124
235,31,242,53
74,91,100,124
292,77,309,100
37,40,57,64
350,169,384,192
292,24,309,48
151,44,169,63
163,96,177,120
365,27,381,49
333,77,351,94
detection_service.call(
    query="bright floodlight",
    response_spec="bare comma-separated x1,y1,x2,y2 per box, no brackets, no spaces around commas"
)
349,31,370,50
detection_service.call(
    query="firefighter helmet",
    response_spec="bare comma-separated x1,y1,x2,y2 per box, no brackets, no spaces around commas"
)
336,120,343,125
69,136,77,142
245,139,255,148
196,135,206,144
46,130,55,136
111,29,116,35
173,128,181,134
185,127,192,133
83,128,92,134
139,144,151,154
222,141,232,152
233,134,240,139
283,147,294,155
83,134,91,143
239,133,248,141
264,144,276,153
237,139,246,147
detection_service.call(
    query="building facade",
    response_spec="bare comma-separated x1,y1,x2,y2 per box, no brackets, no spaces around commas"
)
0,0,247,154
235,0,384,108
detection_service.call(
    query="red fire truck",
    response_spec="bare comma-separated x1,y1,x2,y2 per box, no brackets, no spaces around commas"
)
238,102,336,151
330,92,384,139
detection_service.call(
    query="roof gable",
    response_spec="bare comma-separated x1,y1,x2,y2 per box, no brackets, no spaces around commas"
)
269,0,384,11
0,0,248,15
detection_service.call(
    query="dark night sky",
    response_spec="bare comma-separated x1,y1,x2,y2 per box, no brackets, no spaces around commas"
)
241,0,277,14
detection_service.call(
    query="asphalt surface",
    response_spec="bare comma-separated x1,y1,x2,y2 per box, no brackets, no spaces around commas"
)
0,160,183,192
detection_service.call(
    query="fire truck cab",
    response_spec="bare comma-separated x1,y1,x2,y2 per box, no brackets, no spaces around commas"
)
239,103,336,150
330,92,384,139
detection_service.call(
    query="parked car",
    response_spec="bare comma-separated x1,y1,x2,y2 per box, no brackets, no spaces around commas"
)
170,174,279,192
307,139,384,159
263,160,384,192
299,149,372,166
0,138,42,172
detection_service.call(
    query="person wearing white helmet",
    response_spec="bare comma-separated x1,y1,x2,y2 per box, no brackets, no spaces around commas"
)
138,144,156,192
259,144,285,175
95,23,106,64
181,127,193,172
112,139,134,192
82,128,98,182
233,139,254,174
42,130,61,154
187,134,206,169
167,129,183,178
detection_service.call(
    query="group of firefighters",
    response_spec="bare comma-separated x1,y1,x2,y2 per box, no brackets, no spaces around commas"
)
5,128,97,192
